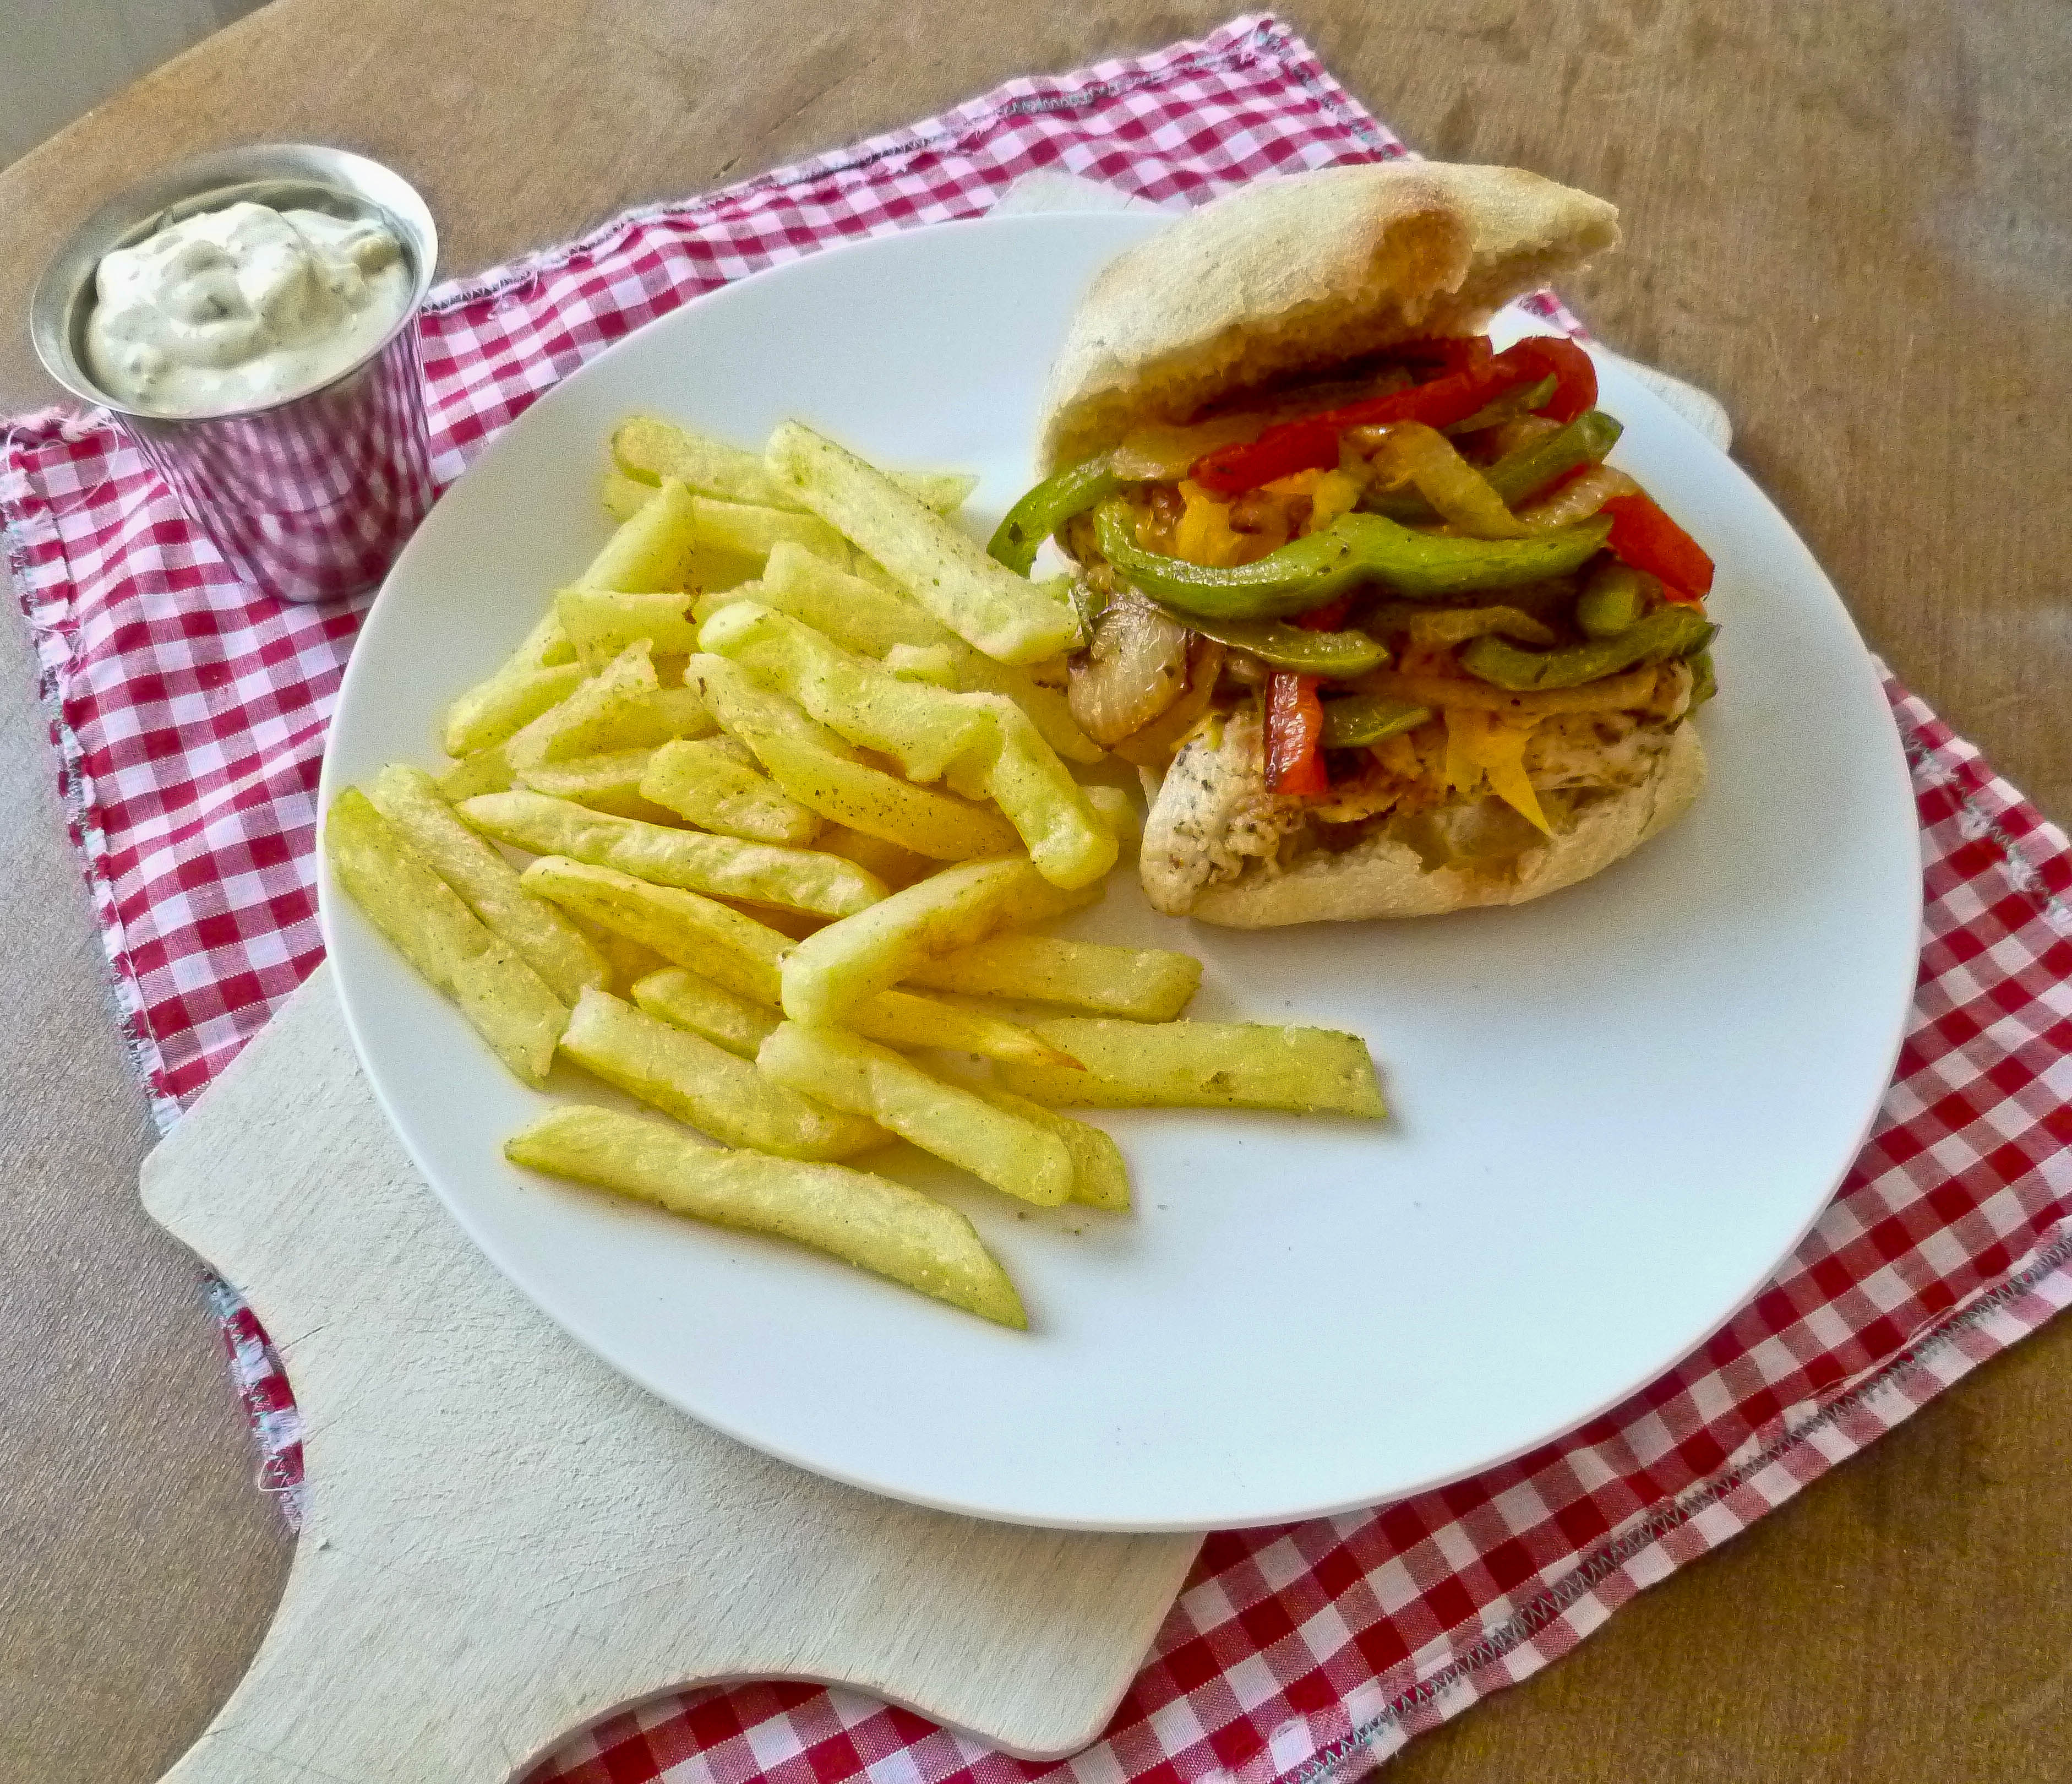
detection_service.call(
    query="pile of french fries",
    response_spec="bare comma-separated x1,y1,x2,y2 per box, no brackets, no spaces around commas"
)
327,417,1384,1328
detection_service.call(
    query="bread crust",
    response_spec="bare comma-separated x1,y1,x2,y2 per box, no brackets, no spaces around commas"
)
1142,716,1706,927
1037,162,1620,471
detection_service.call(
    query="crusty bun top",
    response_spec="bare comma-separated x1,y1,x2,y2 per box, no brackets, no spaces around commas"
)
1037,162,1621,472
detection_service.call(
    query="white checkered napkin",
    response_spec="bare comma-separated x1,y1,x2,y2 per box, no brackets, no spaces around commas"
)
5,16,2071,1784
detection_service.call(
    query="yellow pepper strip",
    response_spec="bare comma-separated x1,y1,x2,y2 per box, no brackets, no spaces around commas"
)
1442,707,1552,835
1173,480,1252,566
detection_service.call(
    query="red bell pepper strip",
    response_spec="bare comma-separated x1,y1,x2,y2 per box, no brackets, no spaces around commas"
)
1296,594,1354,630
1190,335,1596,499
1266,672,1328,796
1601,493,1714,606
1500,335,1596,424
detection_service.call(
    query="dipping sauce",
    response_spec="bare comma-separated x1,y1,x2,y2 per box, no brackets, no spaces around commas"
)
83,200,413,415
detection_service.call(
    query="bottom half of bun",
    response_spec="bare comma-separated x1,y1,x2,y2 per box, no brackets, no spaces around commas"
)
1141,709,1707,927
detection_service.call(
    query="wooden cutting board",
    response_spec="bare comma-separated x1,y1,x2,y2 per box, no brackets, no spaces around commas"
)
140,966,1203,1783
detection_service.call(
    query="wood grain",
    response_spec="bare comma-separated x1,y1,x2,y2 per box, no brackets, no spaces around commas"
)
1,2,2068,1780
139,970,1198,1779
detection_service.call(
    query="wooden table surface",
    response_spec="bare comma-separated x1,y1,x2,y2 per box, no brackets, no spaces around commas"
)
3,2,2068,1779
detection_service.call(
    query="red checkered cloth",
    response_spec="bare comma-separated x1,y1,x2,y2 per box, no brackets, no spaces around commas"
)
4,16,2069,1784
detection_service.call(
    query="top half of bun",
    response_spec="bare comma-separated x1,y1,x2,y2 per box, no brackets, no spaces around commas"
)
1036,162,1621,472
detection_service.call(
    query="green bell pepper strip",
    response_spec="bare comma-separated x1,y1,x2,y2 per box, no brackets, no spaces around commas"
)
1687,648,1719,710
1319,695,1434,750
1153,608,1391,678
988,454,1129,574
1575,562,1646,638
1441,374,1558,437
1459,607,1717,692
1366,410,1625,523
1093,502,1615,622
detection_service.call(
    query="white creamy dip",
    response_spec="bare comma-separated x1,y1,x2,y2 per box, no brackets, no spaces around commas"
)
84,200,413,415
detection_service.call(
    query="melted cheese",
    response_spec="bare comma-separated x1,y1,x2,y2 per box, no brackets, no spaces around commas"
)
1441,708,1553,835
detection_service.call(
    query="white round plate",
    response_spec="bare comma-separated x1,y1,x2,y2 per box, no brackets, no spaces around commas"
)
320,213,1921,1531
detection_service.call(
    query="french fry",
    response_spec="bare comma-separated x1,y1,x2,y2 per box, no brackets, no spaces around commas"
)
997,1019,1385,1117
439,608,580,756
559,988,885,1161
368,764,606,1004
441,663,587,758
505,1103,1026,1326
505,653,717,774
634,966,781,1059
742,729,1021,862
438,744,515,801
902,934,1201,1021
325,789,566,1085
614,418,978,515
601,470,656,522
520,856,791,1002
764,421,1081,665
636,960,1068,1069
698,601,993,783
1081,783,1140,850
943,693,1117,889
570,911,674,997
684,652,860,761
699,603,1113,886
815,824,934,890
516,749,681,823
841,988,1081,1069
969,1084,1130,1212
759,1022,1073,1206
693,496,850,572
778,854,1049,1025
577,476,699,591
713,540,939,652
464,790,884,918
640,737,822,846
753,543,1100,763
557,588,701,669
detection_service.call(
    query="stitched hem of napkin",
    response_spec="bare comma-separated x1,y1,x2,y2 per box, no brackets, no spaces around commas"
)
1282,1223,2072,1784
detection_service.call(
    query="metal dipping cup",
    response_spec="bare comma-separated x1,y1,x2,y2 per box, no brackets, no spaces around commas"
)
31,144,440,605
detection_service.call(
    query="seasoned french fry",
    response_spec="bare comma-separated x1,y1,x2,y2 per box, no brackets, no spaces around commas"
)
601,470,656,522
684,652,860,761
368,764,606,1004
559,988,885,1161
438,744,515,801
325,789,566,1085
521,856,790,1002
557,588,701,669
778,854,1049,1025
997,1019,1385,1117
505,1103,1026,1326
614,418,978,515
516,748,681,823
635,960,1067,1069
640,737,822,846
1081,783,1140,850
693,496,850,572
842,988,1080,1069
505,648,717,773
944,693,1117,889
764,421,1081,665
969,1084,1130,1212
578,476,699,591
700,603,1113,886
570,911,674,997
634,966,781,1058
816,824,934,890
759,1022,1072,1206
464,790,884,918
750,544,1100,763
902,934,1201,1021
441,662,587,758
698,601,993,783
743,729,1021,862
439,608,580,755
715,541,939,652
